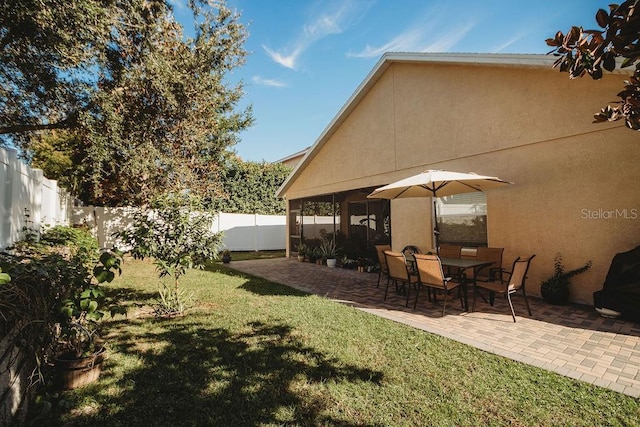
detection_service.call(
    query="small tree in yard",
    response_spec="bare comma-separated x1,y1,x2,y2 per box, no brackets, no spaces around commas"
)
546,1,640,130
117,194,223,315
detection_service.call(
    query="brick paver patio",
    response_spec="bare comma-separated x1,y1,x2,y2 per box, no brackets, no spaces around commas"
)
228,257,640,398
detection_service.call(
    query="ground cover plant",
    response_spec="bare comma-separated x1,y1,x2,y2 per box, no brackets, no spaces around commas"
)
38,256,640,426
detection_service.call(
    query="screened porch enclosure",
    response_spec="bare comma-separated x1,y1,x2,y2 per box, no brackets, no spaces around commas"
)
288,188,390,260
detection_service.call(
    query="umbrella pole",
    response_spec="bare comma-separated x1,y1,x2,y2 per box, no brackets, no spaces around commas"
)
433,199,440,255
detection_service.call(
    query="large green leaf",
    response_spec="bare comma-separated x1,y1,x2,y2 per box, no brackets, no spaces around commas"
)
0,271,10,285
100,251,118,268
94,269,114,283
86,310,103,321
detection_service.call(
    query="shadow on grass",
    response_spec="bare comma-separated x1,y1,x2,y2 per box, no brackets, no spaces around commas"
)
239,278,310,297
46,316,383,426
208,262,310,297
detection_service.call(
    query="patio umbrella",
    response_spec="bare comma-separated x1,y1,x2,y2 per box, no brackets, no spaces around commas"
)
366,170,512,249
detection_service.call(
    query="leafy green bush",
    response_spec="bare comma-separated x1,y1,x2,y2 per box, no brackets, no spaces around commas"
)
40,225,99,268
0,251,89,382
210,155,291,215
0,230,122,385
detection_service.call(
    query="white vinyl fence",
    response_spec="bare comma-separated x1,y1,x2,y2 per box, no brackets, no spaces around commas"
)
72,207,286,251
1,147,286,252
0,147,73,250
213,212,285,251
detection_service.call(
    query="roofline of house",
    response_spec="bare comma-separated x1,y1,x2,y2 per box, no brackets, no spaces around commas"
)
275,146,310,164
275,52,627,198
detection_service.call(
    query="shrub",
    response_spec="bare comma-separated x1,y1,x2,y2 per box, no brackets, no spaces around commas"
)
116,193,222,315
0,250,89,382
40,225,99,268
0,228,121,386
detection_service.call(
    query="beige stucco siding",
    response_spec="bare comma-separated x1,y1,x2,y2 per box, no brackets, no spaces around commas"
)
282,55,640,305
392,62,624,168
390,197,434,253
286,61,625,198
286,71,397,198
488,131,639,303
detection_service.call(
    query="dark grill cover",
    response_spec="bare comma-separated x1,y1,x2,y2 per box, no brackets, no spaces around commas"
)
593,245,640,321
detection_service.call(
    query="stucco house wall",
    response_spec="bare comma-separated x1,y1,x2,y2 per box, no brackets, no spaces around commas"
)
278,53,640,305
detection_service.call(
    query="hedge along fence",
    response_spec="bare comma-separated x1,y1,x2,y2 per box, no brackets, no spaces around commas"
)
71,207,287,251
0,147,74,250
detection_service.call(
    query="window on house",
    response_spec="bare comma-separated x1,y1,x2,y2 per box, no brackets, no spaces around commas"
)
435,192,487,247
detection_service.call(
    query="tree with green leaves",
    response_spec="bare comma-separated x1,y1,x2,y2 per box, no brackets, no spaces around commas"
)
546,1,640,130
0,0,115,139
2,0,253,206
27,130,86,197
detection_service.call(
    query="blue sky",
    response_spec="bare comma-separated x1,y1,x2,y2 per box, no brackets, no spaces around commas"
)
173,0,603,163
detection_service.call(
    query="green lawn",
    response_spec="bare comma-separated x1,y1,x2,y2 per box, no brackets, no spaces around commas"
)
40,256,640,426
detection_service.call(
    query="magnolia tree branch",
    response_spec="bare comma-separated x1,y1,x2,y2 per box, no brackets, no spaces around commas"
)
546,0,640,130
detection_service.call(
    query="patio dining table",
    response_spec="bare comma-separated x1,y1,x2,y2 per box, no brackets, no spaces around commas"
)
405,254,494,311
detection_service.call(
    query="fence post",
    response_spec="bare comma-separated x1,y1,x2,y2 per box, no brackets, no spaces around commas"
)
254,213,258,252
31,168,43,237
0,148,17,249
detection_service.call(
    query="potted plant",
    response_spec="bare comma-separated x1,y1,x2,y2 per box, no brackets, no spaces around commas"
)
297,244,308,262
0,225,125,392
540,252,592,305
356,257,372,272
51,248,124,389
341,256,358,269
307,246,320,264
50,322,107,390
319,238,340,268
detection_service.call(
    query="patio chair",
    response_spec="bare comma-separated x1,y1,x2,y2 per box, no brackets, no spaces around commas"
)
401,245,420,257
383,251,418,303
401,245,420,273
438,244,462,276
438,244,462,258
471,255,535,322
412,254,463,316
375,244,392,288
465,247,504,283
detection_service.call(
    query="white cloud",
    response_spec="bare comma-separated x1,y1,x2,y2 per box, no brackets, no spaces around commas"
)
350,27,428,58
262,45,303,70
349,5,477,58
168,0,188,10
263,0,372,70
252,76,287,88
421,23,477,52
492,33,526,53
